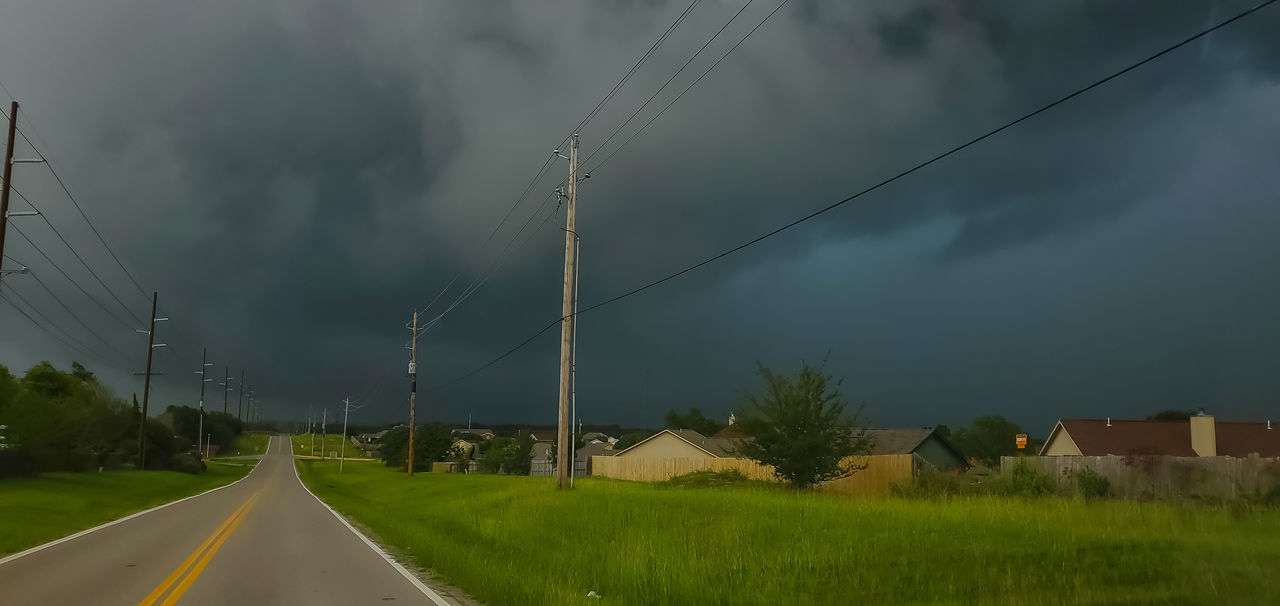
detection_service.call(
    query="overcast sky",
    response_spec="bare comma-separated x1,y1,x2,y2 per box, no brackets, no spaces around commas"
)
1,0,1277,433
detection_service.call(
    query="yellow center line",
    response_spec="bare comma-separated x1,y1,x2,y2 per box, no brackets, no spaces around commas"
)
138,489,263,606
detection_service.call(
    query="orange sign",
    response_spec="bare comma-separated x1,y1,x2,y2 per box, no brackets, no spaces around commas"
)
1015,434,1028,449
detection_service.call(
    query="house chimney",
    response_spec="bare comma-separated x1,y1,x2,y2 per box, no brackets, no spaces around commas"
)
1268,420,1272,430
1190,411,1216,457
728,412,736,426
1106,417,1111,427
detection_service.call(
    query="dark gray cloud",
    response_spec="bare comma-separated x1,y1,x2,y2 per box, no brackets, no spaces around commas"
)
1,0,1278,434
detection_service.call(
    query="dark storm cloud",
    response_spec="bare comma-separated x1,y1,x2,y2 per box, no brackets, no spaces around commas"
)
1,1,1278,432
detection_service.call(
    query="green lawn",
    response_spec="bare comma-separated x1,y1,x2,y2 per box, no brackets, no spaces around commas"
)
227,431,270,456
297,460,1280,605
0,462,253,556
291,433,368,458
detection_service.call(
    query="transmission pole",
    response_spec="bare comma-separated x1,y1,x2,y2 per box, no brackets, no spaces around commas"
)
321,408,327,461
136,292,165,469
340,397,351,473
220,366,230,414
237,370,245,422
309,404,316,456
195,347,213,458
407,311,418,475
0,101,16,286
555,133,580,489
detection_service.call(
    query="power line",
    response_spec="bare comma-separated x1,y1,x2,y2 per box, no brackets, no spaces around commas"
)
413,0,706,314
572,0,703,135
8,221,138,333
10,186,145,325
22,268,132,359
0,290,112,365
583,0,758,167
584,0,791,173
0,281,120,369
427,0,1277,392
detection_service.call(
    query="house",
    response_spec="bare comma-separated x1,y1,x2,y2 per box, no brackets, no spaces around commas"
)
580,431,617,447
614,429,737,459
863,428,969,470
1039,414,1280,457
574,442,616,475
530,432,556,443
452,428,496,440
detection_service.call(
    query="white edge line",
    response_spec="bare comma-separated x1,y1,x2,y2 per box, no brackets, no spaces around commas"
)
289,438,452,606
0,436,268,567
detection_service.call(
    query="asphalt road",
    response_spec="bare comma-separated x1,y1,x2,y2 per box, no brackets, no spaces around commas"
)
0,435,451,605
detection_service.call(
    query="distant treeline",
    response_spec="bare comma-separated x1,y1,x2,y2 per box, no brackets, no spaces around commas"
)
0,361,245,477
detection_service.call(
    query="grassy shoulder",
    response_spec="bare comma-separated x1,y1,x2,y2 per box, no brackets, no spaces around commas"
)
297,460,1280,605
291,433,369,458
227,431,271,456
0,461,252,556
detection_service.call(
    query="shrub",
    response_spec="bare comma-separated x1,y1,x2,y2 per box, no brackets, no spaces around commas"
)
892,467,965,499
167,453,206,475
1076,468,1110,499
660,470,760,489
994,457,1054,497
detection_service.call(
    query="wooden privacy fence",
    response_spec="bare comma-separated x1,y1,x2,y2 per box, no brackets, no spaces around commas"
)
591,454,920,497
1002,455,1280,500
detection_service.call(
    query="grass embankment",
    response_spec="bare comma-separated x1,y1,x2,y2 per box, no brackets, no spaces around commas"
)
227,431,270,456
297,460,1280,605
0,462,252,556
291,433,368,458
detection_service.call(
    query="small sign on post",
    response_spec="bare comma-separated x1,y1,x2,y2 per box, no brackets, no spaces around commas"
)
1015,434,1028,450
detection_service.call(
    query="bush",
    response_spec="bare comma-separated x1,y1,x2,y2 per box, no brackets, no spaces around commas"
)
167,453,206,475
1076,468,1110,499
660,470,762,489
891,467,970,499
993,457,1054,497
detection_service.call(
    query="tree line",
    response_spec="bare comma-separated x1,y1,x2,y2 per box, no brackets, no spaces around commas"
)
0,361,246,477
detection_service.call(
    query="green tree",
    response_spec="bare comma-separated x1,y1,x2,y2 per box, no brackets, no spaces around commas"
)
737,363,872,489
950,415,1025,467
614,431,651,451
663,407,724,436
378,422,454,471
1147,410,1193,422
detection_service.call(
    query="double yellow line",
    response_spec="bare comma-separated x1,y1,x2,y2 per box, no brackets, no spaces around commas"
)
138,489,263,606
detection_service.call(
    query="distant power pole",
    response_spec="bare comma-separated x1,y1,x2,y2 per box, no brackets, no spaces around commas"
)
309,405,316,456
135,292,167,470
407,311,418,476
0,101,17,285
321,408,328,461
194,348,213,459
237,370,245,422
340,397,351,473
555,134,580,490
220,366,230,414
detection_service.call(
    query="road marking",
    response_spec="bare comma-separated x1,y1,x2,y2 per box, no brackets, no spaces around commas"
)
290,451,452,605
138,489,263,606
0,451,265,568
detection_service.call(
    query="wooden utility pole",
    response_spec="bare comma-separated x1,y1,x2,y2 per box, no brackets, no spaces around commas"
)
556,134,580,489
237,370,245,422
196,347,212,459
221,366,230,414
137,292,158,470
321,408,327,460
0,101,18,285
340,397,351,473
407,311,418,475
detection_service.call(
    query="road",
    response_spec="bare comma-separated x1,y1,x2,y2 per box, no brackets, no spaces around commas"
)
0,435,451,605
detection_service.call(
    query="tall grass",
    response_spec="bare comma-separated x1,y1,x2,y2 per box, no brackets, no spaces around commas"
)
298,460,1280,605
0,462,251,555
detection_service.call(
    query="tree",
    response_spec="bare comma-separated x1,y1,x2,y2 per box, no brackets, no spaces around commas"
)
1147,410,1193,422
736,363,872,489
663,407,724,437
614,431,651,451
949,415,1025,467
378,422,454,471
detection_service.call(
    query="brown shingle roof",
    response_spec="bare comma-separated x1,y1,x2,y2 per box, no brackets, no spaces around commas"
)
1051,419,1280,457
863,428,933,455
711,424,748,440
1215,422,1280,457
1055,419,1195,456
667,429,738,458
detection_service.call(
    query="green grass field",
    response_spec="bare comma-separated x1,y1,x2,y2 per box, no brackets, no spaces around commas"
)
291,433,369,458
297,460,1280,605
227,431,270,456
0,462,253,556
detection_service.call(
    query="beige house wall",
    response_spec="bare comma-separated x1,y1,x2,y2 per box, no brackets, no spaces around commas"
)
1041,427,1083,456
1191,415,1217,456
